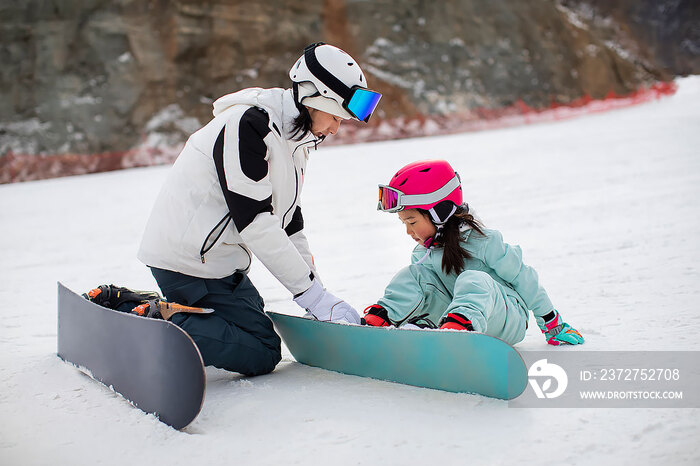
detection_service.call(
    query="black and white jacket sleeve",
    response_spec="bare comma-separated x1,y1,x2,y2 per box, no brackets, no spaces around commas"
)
214,107,314,295
285,206,323,287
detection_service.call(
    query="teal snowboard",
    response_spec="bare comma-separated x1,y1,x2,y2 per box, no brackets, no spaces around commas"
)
266,311,527,400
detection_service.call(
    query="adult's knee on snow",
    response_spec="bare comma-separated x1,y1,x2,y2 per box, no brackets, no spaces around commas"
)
240,346,282,376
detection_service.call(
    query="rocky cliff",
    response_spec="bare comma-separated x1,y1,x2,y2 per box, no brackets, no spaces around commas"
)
0,0,696,182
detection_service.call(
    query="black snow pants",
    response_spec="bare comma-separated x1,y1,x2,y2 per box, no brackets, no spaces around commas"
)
150,267,282,376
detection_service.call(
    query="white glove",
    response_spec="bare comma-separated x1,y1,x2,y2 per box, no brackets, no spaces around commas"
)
293,280,361,324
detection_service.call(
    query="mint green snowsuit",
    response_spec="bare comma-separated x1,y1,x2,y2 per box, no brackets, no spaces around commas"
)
377,228,555,345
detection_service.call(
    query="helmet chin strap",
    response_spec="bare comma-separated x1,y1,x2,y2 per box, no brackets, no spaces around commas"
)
428,204,457,226
415,225,443,265
414,245,433,265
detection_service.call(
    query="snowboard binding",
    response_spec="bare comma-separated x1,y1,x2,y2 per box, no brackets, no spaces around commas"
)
83,284,214,320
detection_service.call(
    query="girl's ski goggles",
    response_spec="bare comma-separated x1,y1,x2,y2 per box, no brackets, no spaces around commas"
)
377,173,461,213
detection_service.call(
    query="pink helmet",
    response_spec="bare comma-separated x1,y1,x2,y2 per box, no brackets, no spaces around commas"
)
378,160,463,224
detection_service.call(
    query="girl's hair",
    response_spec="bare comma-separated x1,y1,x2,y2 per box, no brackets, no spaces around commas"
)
289,105,313,140
420,204,485,275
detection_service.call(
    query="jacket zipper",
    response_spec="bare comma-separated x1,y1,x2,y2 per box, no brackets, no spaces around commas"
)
202,137,317,263
282,167,299,227
199,214,253,272
282,139,316,227
238,244,252,272
199,213,232,263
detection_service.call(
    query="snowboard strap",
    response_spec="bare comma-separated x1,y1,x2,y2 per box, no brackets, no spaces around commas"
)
406,313,438,329
84,285,215,320
83,284,161,310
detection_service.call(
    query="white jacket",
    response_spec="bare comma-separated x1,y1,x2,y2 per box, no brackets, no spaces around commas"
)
138,88,320,295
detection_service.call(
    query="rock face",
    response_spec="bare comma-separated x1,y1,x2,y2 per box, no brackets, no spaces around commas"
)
0,0,696,181
565,0,699,76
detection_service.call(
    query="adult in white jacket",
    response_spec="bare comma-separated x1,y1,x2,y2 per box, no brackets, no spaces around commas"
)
138,43,381,375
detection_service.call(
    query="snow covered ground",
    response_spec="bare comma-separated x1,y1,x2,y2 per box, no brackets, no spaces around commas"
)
2,77,699,465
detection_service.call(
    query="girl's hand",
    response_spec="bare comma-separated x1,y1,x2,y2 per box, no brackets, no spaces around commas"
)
362,304,393,327
537,310,584,345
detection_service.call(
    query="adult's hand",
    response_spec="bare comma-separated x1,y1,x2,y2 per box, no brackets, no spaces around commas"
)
294,280,361,324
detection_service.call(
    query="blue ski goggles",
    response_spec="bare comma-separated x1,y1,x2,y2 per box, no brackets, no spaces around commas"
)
302,43,382,122
344,86,382,122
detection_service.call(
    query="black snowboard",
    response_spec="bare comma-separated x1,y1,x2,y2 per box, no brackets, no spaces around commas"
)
57,282,206,429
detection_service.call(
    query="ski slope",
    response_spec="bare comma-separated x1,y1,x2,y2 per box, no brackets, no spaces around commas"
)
1,77,699,465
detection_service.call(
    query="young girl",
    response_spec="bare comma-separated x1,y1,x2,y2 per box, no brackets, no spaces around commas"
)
365,159,584,346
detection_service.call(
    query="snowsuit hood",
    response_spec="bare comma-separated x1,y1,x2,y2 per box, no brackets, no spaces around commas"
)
212,88,306,141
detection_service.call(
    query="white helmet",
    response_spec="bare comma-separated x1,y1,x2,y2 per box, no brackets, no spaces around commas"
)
289,43,381,122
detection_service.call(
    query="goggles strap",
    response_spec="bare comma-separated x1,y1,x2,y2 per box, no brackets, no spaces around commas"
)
399,174,461,210
292,82,299,105
304,43,353,102
291,82,309,113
